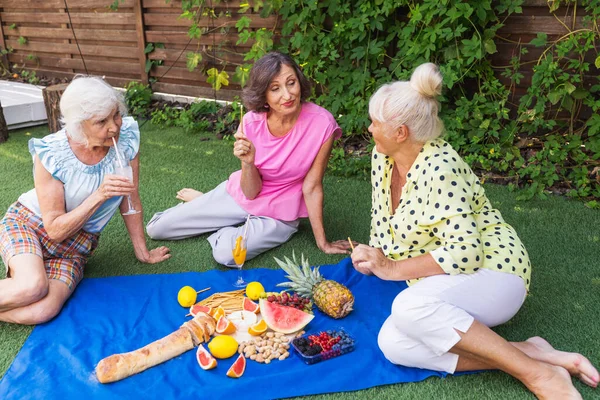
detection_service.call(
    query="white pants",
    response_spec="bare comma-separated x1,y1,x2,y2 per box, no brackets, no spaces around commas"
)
146,182,300,267
378,269,527,373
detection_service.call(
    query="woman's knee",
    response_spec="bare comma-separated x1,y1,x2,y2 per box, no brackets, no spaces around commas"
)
146,216,166,240
212,243,235,267
19,302,61,325
389,292,431,332
377,318,400,361
17,274,49,305
378,318,428,369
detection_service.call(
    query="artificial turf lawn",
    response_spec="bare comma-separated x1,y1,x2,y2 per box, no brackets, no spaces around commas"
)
1,123,599,399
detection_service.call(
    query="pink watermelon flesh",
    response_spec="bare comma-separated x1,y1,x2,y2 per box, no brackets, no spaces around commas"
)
259,298,314,334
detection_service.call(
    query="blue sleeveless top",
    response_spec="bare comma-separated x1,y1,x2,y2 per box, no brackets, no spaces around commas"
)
18,117,140,234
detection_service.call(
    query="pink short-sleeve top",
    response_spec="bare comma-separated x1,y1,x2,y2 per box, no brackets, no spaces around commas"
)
225,102,342,221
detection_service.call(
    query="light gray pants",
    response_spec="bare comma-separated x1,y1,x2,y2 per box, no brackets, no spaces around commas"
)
146,181,300,267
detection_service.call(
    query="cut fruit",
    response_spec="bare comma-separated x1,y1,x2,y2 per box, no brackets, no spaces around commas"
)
208,335,238,359
248,319,268,336
189,304,213,317
196,345,217,370
212,306,226,321
227,310,257,327
259,298,314,334
226,354,246,378
216,315,236,335
243,298,260,314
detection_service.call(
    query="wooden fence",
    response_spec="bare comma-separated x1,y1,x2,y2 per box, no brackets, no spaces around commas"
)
492,0,597,103
0,0,279,100
0,0,595,102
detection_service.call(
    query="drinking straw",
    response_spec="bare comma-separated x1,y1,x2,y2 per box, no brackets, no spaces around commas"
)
347,237,355,251
243,214,251,240
240,104,244,135
111,137,125,168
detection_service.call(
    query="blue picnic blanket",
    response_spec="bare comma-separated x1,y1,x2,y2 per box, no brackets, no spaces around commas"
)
0,258,451,399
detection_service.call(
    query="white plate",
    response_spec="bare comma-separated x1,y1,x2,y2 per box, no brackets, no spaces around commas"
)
221,310,258,342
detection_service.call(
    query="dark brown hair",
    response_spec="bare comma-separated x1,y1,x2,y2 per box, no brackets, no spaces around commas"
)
242,52,311,112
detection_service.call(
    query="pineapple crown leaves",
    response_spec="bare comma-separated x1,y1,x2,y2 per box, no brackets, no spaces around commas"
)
273,251,323,295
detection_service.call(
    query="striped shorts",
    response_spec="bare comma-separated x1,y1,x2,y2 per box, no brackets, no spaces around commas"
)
0,202,99,290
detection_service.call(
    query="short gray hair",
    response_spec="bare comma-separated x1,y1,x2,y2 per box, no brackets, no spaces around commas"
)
369,63,444,143
59,76,127,143
242,52,311,112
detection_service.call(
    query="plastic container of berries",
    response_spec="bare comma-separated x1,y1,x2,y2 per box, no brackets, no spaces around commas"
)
291,328,356,365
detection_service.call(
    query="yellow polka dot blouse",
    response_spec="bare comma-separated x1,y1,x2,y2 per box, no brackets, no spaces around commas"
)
369,139,531,290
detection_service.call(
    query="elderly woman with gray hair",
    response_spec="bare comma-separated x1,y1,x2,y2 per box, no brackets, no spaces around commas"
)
147,51,349,265
0,76,170,325
351,63,598,398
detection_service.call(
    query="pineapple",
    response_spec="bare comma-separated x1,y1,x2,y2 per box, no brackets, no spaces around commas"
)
274,252,354,319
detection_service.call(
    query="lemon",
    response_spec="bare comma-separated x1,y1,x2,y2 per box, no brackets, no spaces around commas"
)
208,335,238,359
177,286,197,307
245,281,265,301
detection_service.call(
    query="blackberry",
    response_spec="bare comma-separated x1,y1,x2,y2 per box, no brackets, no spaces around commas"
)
306,348,321,356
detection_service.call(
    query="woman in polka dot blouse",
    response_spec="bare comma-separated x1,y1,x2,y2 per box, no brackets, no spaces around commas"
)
350,63,598,398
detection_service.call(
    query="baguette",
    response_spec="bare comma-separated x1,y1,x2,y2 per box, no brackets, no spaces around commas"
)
96,313,216,383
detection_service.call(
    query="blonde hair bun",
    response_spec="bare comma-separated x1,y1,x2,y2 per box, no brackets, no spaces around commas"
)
410,63,442,99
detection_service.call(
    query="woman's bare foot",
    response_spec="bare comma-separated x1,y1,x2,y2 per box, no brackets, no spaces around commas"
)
526,364,582,400
516,337,599,388
176,188,203,202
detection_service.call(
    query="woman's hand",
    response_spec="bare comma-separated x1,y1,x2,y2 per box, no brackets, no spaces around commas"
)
97,174,135,200
318,240,352,255
351,244,394,279
233,130,256,165
138,246,171,264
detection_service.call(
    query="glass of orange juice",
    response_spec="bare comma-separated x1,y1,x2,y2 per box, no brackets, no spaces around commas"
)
231,234,248,288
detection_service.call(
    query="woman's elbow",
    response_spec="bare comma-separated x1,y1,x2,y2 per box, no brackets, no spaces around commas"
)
470,249,484,270
302,182,322,197
242,188,260,200
45,228,66,243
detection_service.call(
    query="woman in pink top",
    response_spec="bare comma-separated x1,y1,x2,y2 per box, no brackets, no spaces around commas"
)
147,52,349,266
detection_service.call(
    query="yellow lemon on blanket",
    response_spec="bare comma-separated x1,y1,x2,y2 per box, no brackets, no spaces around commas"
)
245,281,266,301
208,335,239,359
177,286,197,308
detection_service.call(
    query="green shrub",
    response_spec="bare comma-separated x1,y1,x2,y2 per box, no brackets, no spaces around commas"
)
124,81,152,119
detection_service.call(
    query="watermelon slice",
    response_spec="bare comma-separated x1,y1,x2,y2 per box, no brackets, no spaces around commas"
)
259,298,314,334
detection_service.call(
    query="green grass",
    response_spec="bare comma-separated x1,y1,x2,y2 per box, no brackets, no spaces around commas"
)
1,123,599,399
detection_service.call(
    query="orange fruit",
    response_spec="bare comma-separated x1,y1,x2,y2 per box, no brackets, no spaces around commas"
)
248,319,267,336
216,315,236,335
212,306,226,321
243,298,259,314
226,354,246,378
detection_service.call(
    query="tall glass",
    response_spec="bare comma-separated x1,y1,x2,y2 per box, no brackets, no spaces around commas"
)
231,234,248,288
114,161,140,216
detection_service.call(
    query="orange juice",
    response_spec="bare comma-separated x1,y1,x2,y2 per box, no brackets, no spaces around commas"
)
232,248,247,265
